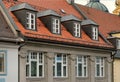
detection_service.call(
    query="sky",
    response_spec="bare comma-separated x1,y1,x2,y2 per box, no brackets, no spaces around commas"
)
75,0,116,13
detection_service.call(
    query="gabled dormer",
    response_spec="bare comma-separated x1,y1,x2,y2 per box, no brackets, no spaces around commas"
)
61,15,81,38
81,19,99,40
37,10,61,35
10,3,37,30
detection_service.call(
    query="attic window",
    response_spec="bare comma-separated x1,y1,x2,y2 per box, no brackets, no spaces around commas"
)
26,12,35,30
74,23,81,37
92,27,98,40
52,18,60,34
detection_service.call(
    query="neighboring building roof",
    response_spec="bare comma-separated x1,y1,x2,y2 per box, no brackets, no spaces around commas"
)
86,0,109,12
2,0,114,49
0,0,23,42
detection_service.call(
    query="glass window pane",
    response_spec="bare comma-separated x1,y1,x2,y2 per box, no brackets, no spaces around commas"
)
97,64,100,76
53,66,55,76
57,63,61,76
63,66,66,76
78,63,82,76
0,54,4,72
39,65,42,76
84,67,86,76
31,61,37,76
26,65,29,76
57,54,62,61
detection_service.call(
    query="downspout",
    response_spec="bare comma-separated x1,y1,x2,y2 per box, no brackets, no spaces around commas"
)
111,50,117,82
18,43,26,82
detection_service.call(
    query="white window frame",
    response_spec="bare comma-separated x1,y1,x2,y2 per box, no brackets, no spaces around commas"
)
0,52,6,74
26,51,44,78
53,18,60,34
92,27,98,40
76,56,88,77
26,12,35,30
95,57,105,77
74,23,81,37
53,53,68,77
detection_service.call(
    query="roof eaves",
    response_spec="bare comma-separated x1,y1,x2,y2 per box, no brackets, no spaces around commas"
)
37,9,61,17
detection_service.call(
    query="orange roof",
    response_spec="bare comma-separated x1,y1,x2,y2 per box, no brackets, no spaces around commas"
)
2,0,114,49
78,4,120,37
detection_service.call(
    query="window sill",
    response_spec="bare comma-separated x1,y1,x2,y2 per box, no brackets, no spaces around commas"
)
76,77,89,79
53,77,68,79
0,72,7,76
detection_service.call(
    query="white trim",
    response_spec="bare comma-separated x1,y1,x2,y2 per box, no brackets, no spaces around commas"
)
26,51,44,78
53,53,68,77
92,27,98,40
53,18,60,34
95,57,105,77
74,23,81,37
26,12,35,30
76,56,88,77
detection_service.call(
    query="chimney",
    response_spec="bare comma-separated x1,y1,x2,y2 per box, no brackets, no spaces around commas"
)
66,0,74,4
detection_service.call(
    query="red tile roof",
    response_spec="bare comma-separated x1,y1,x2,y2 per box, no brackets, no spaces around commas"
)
2,0,114,49
77,4,120,37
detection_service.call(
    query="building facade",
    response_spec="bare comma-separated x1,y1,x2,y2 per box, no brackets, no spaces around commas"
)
2,0,117,82
0,0,23,82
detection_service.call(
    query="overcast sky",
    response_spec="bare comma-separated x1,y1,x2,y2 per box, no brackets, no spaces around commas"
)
75,0,116,13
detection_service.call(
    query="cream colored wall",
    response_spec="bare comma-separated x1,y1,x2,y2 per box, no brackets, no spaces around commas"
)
114,59,120,82
112,34,120,37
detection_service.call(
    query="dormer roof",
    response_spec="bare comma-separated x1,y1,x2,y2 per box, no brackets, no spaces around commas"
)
10,3,37,11
81,19,98,26
61,15,81,22
37,10,60,17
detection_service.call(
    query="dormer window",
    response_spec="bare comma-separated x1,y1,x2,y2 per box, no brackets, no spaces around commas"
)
92,27,98,40
53,18,60,34
26,12,35,30
10,3,37,30
74,23,81,37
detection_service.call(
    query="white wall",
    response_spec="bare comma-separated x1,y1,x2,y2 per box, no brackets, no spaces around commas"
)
0,44,19,82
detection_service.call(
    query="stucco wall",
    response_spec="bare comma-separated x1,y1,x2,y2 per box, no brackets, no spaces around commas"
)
114,59,120,82
19,42,112,82
0,43,18,82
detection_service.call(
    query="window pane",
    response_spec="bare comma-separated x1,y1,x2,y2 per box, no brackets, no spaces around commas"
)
96,64,100,76
63,66,66,76
57,63,61,76
78,63,82,76
57,54,62,61
26,65,29,76
39,65,42,76
53,66,55,76
31,61,37,76
84,67,86,76
101,67,104,76
0,54,4,72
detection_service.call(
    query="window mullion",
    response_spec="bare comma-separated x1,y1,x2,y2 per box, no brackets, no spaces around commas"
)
37,52,39,77
62,55,63,77
29,52,31,77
